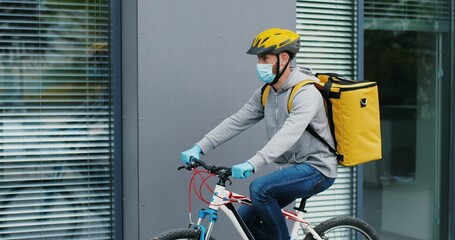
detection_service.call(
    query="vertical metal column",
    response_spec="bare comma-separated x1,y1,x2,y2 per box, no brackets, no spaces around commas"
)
450,0,455,238
356,0,365,219
113,0,123,238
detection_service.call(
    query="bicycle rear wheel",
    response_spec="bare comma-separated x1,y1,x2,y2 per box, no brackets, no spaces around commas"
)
303,216,379,240
152,228,215,240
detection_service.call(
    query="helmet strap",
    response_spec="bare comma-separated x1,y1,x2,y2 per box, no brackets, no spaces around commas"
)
270,53,290,85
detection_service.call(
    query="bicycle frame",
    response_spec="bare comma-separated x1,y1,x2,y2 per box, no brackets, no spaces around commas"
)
196,183,324,240
157,161,378,240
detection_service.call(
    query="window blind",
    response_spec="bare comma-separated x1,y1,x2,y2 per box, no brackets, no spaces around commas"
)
364,0,450,31
0,1,114,239
296,0,357,229
296,0,357,79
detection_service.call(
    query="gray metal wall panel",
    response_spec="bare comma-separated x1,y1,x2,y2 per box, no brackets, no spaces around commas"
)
122,0,139,239
133,0,296,239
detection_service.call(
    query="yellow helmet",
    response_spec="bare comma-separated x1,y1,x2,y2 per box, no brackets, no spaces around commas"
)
246,28,300,57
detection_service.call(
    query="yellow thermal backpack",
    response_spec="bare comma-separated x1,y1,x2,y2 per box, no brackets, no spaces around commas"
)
261,73,382,167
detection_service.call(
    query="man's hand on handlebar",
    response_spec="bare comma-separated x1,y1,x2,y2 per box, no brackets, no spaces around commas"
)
180,145,202,165
232,162,254,179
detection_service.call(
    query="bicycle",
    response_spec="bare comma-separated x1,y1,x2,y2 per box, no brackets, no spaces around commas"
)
152,159,379,240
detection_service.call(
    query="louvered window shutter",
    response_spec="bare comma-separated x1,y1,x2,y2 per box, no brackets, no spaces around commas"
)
295,0,358,229
0,1,114,239
364,0,450,31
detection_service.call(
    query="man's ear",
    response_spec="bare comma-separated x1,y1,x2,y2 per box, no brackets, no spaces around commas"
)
280,52,290,67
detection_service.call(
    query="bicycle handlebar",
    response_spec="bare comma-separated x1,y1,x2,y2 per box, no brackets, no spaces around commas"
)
178,159,232,185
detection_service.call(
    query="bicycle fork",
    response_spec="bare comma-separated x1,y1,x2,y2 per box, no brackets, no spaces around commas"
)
194,183,227,240
196,208,218,240
195,184,253,240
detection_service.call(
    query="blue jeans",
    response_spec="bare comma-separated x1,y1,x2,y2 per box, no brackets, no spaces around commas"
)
238,163,335,240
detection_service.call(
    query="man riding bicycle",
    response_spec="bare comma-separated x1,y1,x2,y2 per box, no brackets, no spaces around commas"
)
181,28,338,240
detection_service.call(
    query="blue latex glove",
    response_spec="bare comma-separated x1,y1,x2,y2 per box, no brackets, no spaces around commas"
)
181,144,202,165
232,162,254,179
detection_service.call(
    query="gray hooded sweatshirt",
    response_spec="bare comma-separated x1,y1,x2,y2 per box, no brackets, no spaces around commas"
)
197,69,338,178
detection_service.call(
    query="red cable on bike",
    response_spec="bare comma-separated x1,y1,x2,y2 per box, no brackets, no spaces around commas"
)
187,168,217,214
188,168,231,208
187,169,199,214
188,168,212,213
194,170,213,205
197,170,235,206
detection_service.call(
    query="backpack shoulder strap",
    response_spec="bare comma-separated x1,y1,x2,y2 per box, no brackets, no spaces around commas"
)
287,80,316,113
261,80,316,111
306,125,343,161
260,84,271,108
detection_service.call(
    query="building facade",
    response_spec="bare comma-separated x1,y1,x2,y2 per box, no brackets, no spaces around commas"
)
0,0,453,240
296,1,454,239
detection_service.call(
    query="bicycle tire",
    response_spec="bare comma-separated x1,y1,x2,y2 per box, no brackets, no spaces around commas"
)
303,216,379,240
152,228,215,240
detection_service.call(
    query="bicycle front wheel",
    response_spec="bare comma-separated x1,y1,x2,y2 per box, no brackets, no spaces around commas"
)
152,228,215,240
303,216,379,240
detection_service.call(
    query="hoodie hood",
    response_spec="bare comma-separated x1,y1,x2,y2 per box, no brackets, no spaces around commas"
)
279,66,320,92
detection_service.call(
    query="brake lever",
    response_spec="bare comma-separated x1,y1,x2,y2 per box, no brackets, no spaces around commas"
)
177,162,197,171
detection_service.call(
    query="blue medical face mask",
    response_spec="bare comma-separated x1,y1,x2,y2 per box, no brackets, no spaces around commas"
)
256,60,277,83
